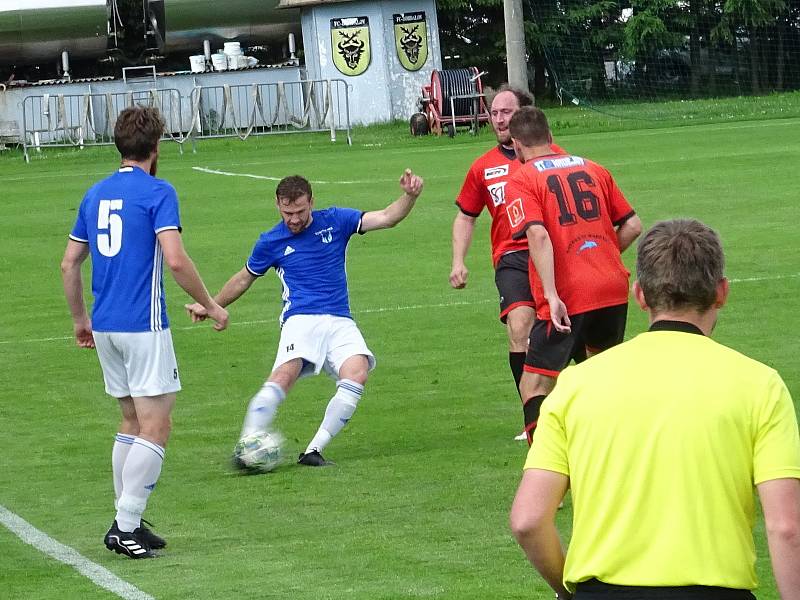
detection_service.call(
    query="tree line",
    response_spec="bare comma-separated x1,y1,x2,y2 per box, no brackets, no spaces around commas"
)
437,0,800,101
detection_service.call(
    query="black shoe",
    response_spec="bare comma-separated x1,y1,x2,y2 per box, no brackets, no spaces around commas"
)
139,518,166,550
104,521,156,559
298,450,334,467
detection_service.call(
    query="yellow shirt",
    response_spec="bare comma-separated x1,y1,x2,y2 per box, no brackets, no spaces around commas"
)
525,323,800,591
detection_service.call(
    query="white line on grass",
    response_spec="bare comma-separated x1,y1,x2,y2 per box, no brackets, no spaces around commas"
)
0,505,155,600
6,118,800,184
192,166,400,185
2,273,797,346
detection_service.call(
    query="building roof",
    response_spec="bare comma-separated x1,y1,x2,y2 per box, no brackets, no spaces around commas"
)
278,0,358,8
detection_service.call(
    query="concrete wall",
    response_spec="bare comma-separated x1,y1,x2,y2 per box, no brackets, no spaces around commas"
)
301,0,441,125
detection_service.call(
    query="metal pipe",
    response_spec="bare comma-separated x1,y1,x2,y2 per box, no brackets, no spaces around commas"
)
288,33,296,61
62,50,71,80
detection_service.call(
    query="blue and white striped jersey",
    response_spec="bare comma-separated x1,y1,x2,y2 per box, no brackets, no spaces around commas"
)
246,207,363,325
69,166,181,332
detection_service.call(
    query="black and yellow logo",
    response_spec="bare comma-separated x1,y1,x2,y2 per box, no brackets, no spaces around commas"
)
331,17,371,77
393,12,428,72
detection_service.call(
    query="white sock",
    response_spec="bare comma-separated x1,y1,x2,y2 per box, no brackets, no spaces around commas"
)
112,433,135,509
240,382,286,438
305,379,363,454
115,437,164,532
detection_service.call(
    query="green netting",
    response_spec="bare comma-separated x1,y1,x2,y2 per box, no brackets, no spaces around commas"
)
526,0,800,120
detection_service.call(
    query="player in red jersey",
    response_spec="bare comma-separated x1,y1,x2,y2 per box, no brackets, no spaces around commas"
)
506,106,642,444
450,86,570,436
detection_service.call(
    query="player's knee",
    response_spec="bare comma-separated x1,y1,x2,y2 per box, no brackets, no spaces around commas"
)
344,368,368,386
506,317,534,351
269,359,303,391
119,415,140,436
138,416,172,447
508,335,529,353
338,355,370,385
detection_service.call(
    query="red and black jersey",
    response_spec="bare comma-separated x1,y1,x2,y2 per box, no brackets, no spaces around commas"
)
506,154,635,320
456,143,566,266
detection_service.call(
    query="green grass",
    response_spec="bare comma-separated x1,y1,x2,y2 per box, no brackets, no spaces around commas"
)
1,105,799,599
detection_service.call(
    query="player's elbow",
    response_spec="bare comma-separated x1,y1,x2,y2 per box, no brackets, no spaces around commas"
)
509,505,548,542
765,515,800,547
60,254,82,275
377,212,401,230
164,252,190,274
626,215,643,239
526,226,550,248
60,257,74,275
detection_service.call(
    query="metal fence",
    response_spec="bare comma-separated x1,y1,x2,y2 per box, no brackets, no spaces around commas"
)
191,79,351,141
20,78,351,162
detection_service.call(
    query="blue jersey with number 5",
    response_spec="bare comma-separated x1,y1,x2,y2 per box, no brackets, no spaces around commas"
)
69,166,181,332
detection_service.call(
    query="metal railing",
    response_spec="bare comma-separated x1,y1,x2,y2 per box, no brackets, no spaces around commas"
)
189,79,351,142
21,88,184,160
20,78,351,162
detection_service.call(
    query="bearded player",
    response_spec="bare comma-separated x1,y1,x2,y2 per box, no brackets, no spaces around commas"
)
450,85,577,439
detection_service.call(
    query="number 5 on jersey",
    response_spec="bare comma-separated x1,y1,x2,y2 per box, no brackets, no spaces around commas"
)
98,199,123,257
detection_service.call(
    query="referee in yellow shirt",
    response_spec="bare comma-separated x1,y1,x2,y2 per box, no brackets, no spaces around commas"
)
510,219,800,600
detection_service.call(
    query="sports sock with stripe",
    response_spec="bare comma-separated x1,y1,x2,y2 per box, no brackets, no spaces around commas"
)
116,437,164,532
112,433,135,509
241,382,286,438
305,379,363,455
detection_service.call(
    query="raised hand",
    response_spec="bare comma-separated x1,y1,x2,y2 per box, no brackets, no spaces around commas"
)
399,168,424,198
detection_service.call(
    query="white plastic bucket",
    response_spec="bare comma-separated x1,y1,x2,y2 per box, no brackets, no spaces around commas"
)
211,53,227,71
189,55,206,73
223,42,243,56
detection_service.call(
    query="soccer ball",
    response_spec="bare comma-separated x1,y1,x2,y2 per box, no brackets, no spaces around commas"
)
233,431,284,473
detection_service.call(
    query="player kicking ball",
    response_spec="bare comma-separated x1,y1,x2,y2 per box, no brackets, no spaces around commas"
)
187,170,423,468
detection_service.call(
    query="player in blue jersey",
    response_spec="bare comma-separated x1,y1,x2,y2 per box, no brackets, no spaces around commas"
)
61,106,229,559
186,170,423,467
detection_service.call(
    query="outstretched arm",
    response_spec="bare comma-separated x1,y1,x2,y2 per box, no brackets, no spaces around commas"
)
61,240,94,348
185,267,256,322
215,268,258,308
360,169,424,232
158,229,228,331
450,212,476,289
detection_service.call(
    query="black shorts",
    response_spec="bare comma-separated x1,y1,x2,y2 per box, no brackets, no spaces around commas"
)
574,579,755,600
524,303,628,376
494,251,534,323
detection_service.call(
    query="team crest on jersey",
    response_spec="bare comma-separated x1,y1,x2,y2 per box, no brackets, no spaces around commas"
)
487,182,507,207
506,198,525,228
484,164,509,180
315,227,334,243
534,156,585,172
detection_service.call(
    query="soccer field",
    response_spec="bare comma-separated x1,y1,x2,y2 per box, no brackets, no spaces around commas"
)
1,113,799,599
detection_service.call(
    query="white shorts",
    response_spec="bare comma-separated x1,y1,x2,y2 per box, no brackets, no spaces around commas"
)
273,315,376,379
93,330,181,398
